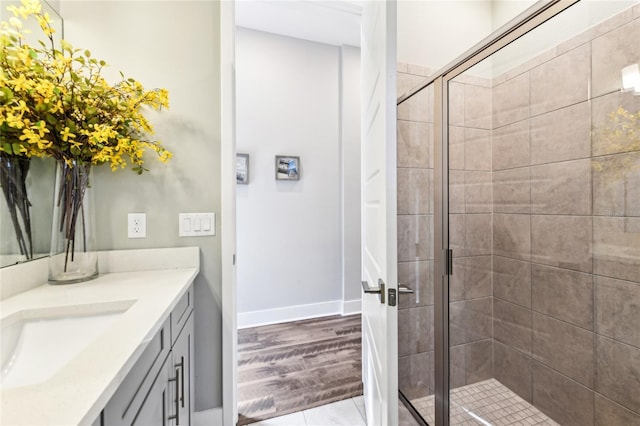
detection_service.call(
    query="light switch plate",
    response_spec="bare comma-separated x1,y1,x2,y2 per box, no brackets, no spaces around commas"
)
179,213,215,237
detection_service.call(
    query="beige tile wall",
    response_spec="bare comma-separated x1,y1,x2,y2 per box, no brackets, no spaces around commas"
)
397,63,436,401
489,5,640,425
447,73,495,393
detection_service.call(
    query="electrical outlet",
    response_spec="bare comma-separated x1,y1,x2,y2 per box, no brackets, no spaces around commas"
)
128,213,146,238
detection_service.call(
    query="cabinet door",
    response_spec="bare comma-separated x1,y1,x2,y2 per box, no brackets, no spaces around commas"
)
103,318,171,425
170,312,194,426
133,360,171,426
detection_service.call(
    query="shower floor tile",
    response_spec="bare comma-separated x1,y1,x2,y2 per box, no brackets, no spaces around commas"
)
408,378,559,425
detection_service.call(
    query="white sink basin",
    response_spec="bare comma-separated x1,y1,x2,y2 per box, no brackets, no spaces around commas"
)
1,302,134,389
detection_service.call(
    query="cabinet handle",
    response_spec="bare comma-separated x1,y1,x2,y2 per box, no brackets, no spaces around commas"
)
177,357,185,408
168,367,181,425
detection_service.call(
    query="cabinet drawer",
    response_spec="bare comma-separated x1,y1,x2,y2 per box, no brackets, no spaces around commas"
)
170,286,193,345
103,316,171,425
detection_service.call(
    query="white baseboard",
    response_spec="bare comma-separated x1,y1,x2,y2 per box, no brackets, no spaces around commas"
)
193,407,223,426
342,299,362,316
238,299,361,329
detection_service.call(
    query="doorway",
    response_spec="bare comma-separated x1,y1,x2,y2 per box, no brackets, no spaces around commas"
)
233,2,364,424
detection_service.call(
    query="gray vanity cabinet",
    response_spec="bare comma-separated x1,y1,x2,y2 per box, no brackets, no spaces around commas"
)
101,285,194,426
168,313,194,426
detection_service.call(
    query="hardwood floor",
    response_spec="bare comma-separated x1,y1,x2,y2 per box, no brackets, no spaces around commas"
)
237,314,363,425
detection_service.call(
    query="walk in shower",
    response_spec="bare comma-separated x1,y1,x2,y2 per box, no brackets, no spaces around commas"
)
397,1,640,425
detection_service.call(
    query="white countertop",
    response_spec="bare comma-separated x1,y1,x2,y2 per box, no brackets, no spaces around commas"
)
0,247,199,426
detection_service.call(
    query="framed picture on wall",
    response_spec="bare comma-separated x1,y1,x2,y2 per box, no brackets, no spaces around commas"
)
275,155,300,180
236,153,249,184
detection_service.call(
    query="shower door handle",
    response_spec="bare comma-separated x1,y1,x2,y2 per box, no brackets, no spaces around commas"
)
398,284,414,294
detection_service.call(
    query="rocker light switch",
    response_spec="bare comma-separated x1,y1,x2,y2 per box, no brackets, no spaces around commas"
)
179,213,215,237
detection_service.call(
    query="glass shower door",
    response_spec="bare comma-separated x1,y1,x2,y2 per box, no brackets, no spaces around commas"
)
446,69,495,425
446,1,640,424
397,78,436,424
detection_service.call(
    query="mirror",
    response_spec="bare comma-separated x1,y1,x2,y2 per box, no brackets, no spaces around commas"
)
0,0,62,268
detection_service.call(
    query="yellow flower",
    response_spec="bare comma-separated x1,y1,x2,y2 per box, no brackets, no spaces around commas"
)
1,0,172,172
9,17,22,30
16,100,29,113
60,127,74,142
50,99,63,114
6,112,25,129
10,74,31,92
36,13,53,35
33,121,49,137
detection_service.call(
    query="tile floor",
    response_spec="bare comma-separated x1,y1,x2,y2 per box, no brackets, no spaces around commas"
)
246,397,366,426
199,379,558,425
246,396,420,426
410,378,559,425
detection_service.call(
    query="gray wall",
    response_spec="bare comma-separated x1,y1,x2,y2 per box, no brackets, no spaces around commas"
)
236,28,361,319
235,28,340,314
60,0,223,411
340,45,362,303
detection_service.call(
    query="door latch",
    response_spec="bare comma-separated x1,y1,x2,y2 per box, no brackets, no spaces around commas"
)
388,288,396,306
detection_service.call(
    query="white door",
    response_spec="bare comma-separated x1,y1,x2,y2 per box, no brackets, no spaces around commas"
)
360,1,398,425
221,1,237,425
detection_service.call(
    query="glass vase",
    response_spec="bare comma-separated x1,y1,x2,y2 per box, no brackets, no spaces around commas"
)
0,154,33,262
48,160,98,284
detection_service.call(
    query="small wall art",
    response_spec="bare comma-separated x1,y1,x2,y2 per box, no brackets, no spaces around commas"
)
275,155,300,180
236,153,249,184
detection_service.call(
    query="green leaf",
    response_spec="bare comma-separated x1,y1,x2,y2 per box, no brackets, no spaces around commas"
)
61,40,73,52
2,142,13,154
12,143,22,154
84,50,91,57
0,87,14,104
29,49,37,59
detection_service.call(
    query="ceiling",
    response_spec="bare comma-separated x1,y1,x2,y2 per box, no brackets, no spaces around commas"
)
235,0,363,47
